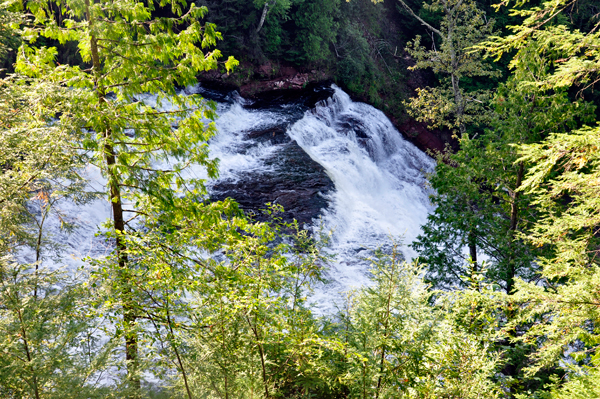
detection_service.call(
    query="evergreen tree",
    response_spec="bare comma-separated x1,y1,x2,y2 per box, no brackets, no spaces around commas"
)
175,218,333,398
339,246,436,399
377,0,501,271
14,0,237,393
413,44,595,293
0,262,110,399
479,0,600,396
0,73,110,398
336,244,501,398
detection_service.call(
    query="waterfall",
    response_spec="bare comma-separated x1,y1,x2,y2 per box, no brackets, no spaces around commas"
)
187,84,435,312
17,83,435,314
287,86,435,312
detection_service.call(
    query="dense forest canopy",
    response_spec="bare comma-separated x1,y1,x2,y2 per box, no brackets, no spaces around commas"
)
2,0,600,398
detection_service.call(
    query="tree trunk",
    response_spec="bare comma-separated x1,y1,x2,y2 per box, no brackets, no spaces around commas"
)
85,0,140,394
506,161,524,294
468,199,478,272
255,1,272,34
16,307,40,399
445,2,466,136
375,273,394,399
246,314,270,399
468,230,477,269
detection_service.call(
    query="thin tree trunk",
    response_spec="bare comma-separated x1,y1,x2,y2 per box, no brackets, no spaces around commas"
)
255,1,272,34
397,0,443,37
445,2,465,136
103,129,139,392
85,0,140,394
33,201,49,299
362,334,367,399
16,307,40,399
468,198,478,272
166,296,193,399
220,302,229,399
375,280,393,398
468,231,477,268
506,162,524,294
245,312,269,399
249,319,269,399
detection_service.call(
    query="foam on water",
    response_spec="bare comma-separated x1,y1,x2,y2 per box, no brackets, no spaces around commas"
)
287,85,435,312
174,90,299,186
17,164,111,270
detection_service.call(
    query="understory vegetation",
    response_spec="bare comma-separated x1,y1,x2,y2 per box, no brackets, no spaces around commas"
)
2,0,600,398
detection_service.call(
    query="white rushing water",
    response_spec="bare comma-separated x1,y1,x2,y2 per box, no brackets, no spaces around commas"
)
19,84,435,314
287,86,435,312
173,86,302,187
185,84,435,312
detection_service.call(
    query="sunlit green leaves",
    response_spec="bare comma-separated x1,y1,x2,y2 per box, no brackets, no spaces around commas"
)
334,245,501,399
403,0,500,134
0,262,112,398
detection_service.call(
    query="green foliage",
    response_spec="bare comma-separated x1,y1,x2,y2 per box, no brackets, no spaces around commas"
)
7,0,600,397
0,262,111,399
175,219,334,398
338,247,436,398
13,0,237,219
196,0,340,65
413,44,595,293
198,0,406,112
464,0,600,396
286,0,339,63
12,0,239,393
332,245,501,398
86,201,335,398
0,75,109,398
410,4,600,393
0,76,92,255
539,366,600,399
503,125,600,377
482,0,600,91
0,2,20,69
426,268,504,398
334,22,371,85
332,0,412,116
399,0,500,134
334,1,384,93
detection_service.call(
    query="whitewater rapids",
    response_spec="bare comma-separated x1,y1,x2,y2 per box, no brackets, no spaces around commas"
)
18,84,435,314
